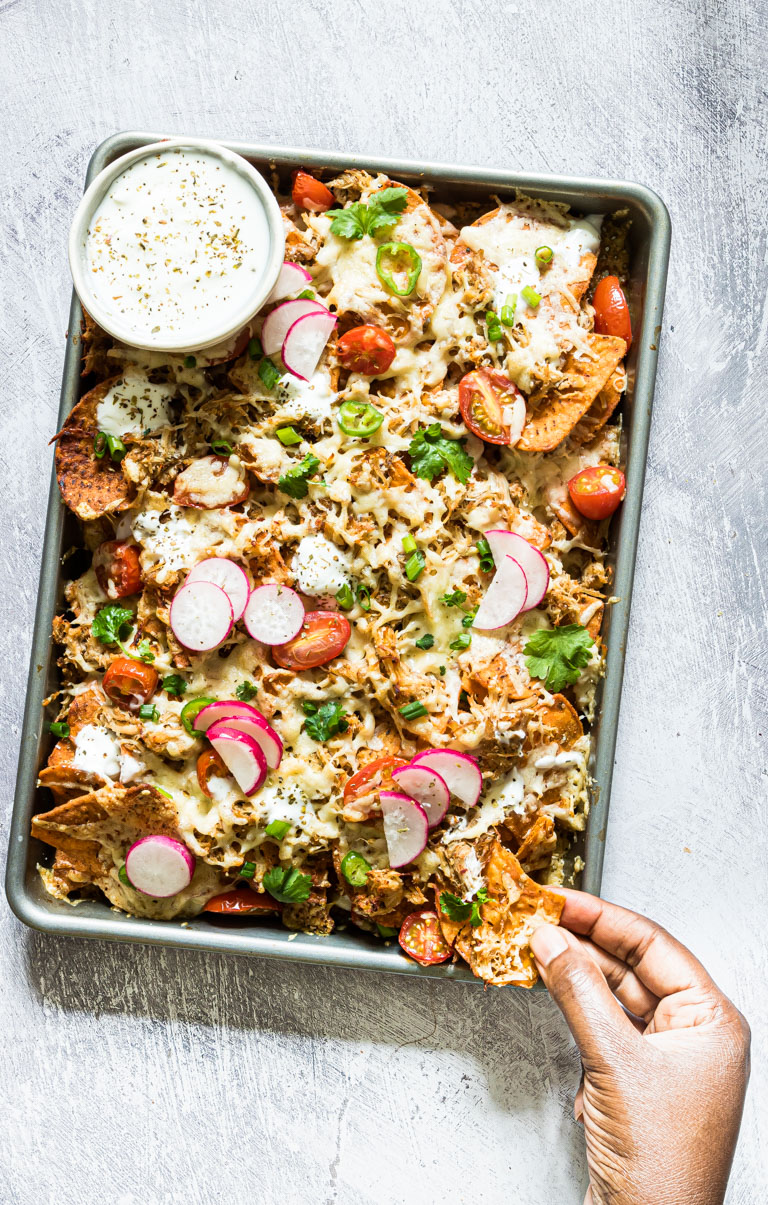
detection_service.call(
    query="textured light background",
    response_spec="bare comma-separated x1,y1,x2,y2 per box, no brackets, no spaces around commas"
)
1,1,766,1202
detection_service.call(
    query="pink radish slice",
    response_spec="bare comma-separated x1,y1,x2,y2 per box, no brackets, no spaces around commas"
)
473,555,528,630
124,835,194,898
484,529,550,611
379,791,429,869
261,299,328,356
186,558,250,622
411,749,483,808
170,581,233,651
282,310,337,381
265,261,313,305
202,711,283,771
207,724,268,795
391,764,450,828
194,700,263,731
243,584,304,645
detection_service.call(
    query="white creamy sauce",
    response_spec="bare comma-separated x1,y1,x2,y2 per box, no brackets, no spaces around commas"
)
445,768,525,843
119,752,146,783
533,751,584,771
85,148,271,343
72,724,121,778
276,371,336,424
293,533,351,596
95,372,175,436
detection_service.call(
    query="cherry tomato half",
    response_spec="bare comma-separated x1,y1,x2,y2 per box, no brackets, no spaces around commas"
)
203,888,281,915
102,656,159,711
291,170,335,212
458,368,523,444
342,755,408,819
398,910,452,966
592,276,632,348
337,325,396,376
196,748,229,798
93,540,142,599
568,464,627,520
272,610,351,670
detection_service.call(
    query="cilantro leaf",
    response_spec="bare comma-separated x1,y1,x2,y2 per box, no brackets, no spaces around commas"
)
278,452,321,499
523,624,595,692
415,633,434,650
408,424,474,485
161,674,187,698
440,589,467,608
263,866,312,903
303,700,348,742
92,603,134,646
236,681,258,701
329,203,367,240
329,187,408,241
440,887,489,927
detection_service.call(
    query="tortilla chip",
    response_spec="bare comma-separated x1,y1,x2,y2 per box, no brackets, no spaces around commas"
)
32,782,179,863
526,694,584,750
570,367,625,445
514,814,557,871
517,334,626,452
54,379,136,521
438,841,563,987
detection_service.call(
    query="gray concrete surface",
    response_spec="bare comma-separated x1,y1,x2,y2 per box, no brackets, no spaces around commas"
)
1,1,766,1201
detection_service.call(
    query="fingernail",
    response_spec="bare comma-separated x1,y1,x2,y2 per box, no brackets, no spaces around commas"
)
531,924,568,968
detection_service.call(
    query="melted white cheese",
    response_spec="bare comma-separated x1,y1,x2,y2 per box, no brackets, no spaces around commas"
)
293,534,351,596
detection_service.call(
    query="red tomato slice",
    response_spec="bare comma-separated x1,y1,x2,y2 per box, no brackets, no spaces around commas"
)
291,170,335,212
458,369,521,444
568,464,627,520
102,657,158,711
399,910,452,966
196,749,229,798
203,888,281,915
93,540,142,599
336,325,396,376
592,276,632,348
272,610,351,670
343,756,408,804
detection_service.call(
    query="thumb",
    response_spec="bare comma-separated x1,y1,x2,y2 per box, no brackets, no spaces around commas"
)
531,924,635,1069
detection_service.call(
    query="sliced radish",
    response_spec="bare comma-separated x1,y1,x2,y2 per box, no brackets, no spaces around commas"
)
265,261,313,305
262,299,328,356
484,529,550,611
207,724,268,795
199,707,283,770
282,310,337,381
243,584,304,645
473,555,528,630
124,835,194,898
186,558,250,622
411,749,483,808
170,581,233,652
391,764,450,828
379,791,429,869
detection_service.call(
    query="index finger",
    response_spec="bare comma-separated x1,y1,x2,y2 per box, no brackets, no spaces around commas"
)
554,889,716,1000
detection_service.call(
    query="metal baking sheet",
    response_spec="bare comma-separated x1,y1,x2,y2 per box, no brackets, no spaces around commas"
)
5,132,671,981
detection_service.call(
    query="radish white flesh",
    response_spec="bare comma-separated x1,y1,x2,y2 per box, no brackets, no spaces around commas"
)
411,749,483,808
391,764,450,828
261,299,328,356
186,558,250,622
265,261,313,305
207,724,267,795
170,581,233,651
124,835,194,898
282,310,337,381
473,555,528,630
484,529,550,611
379,791,429,869
503,394,527,445
243,584,304,645
201,710,283,771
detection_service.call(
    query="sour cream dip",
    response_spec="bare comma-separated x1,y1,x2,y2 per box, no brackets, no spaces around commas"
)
69,138,284,352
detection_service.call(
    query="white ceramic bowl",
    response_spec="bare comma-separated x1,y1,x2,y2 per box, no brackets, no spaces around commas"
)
68,137,285,353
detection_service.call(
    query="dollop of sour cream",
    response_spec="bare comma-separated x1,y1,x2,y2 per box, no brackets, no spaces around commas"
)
85,148,271,345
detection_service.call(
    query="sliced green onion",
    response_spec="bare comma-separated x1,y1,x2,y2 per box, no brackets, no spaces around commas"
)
356,584,371,611
184,354,197,368
49,721,70,739
521,285,541,308
155,786,174,800
258,357,281,389
118,864,130,886
239,860,256,879
180,696,216,736
401,534,417,554
486,310,504,341
399,701,427,720
340,850,372,887
338,399,384,437
500,305,515,326
276,426,302,446
297,288,315,300
476,536,495,572
139,704,158,722
93,432,107,459
415,633,434,650
248,336,263,359
462,608,477,628
535,245,554,266
265,820,291,840
210,439,233,456
405,550,425,581
335,583,354,610
375,241,422,296
376,924,398,938
94,432,126,462
450,632,471,651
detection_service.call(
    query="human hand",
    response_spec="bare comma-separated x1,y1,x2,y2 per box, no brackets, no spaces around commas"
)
530,891,750,1205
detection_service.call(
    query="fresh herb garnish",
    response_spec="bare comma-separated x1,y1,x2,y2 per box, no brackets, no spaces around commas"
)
263,866,312,903
440,589,467,608
476,537,495,572
329,187,408,241
138,704,158,722
258,357,282,389
184,354,197,368
265,820,291,841
335,583,354,610
303,700,348,742
239,860,257,879
355,583,371,611
405,550,425,581
49,721,70,739
93,432,127,463
92,603,134,646
278,452,321,499
161,674,187,698
118,864,130,886
399,700,427,720
440,888,489,927
248,336,263,360
415,633,434,650
340,850,371,887
523,624,594,692
449,632,471,651
408,424,474,485
462,608,477,628
236,681,258,701
210,439,233,456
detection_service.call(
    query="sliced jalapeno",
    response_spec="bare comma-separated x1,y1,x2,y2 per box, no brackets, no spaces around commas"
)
180,696,216,736
338,399,384,437
341,850,372,887
375,241,422,297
